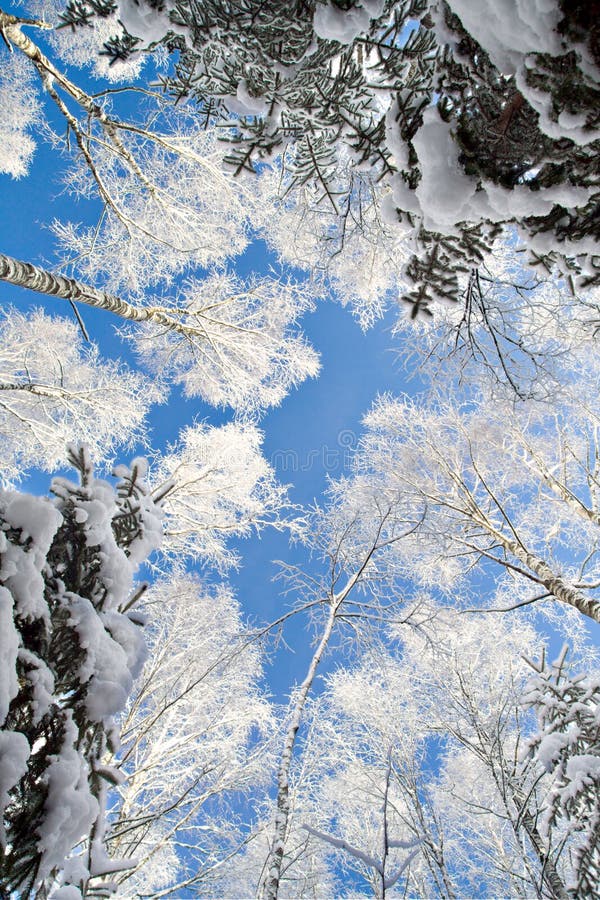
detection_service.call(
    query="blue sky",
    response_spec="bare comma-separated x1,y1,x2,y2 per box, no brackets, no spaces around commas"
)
0,74,418,699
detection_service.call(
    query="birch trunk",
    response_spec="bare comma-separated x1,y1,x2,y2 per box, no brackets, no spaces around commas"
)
502,536,600,624
0,252,202,338
262,599,341,900
0,9,106,115
466,503,600,623
261,511,408,899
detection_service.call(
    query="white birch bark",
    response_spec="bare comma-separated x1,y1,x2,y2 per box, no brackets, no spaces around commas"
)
260,510,406,900
0,252,201,335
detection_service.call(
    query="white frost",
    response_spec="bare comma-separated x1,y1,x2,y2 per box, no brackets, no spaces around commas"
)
313,1,384,44
0,586,19,724
0,54,42,178
0,730,30,844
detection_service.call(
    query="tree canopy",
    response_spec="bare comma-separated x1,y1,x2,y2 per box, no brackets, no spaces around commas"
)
57,0,600,315
0,1,599,897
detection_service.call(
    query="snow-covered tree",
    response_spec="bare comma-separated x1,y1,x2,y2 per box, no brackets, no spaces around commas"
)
0,446,162,897
351,382,600,625
0,10,253,282
253,156,413,331
0,307,160,485
2,5,599,899
129,271,319,413
273,603,597,898
393,241,600,402
303,754,423,899
255,487,429,899
152,420,289,570
64,0,600,314
99,575,274,897
396,609,573,899
0,11,319,415
0,308,291,576
522,647,600,898
0,255,319,415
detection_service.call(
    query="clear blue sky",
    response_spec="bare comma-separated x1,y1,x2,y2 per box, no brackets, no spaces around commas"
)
0,63,420,700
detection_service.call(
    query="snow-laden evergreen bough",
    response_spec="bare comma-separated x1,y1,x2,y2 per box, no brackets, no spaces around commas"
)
0,446,162,897
522,649,600,898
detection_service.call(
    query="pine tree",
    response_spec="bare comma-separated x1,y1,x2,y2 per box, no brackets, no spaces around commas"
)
0,446,162,897
522,648,600,898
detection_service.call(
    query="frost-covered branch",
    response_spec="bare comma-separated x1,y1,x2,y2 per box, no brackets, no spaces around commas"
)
0,254,319,412
0,307,158,484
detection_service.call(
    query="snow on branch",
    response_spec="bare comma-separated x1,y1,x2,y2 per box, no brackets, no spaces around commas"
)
0,447,163,896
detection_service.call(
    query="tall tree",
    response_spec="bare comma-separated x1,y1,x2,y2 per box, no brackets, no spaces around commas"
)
251,486,427,899
279,605,595,898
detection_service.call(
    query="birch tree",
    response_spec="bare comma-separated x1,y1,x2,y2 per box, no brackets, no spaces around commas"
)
288,602,598,898
394,242,600,403
0,253,319,416
0,9,253,282
0,307,159,485
0,10,319,414
256,487,427,899
303,755,424,899
354,385,600,625
293,651,458,899
400,610,573,899
99,575,274,897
